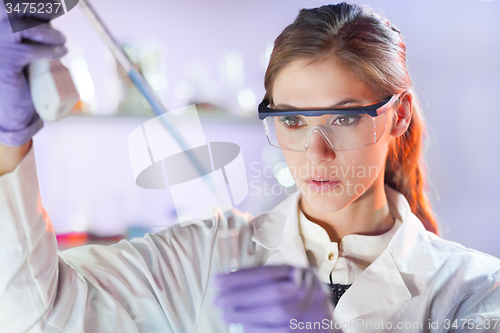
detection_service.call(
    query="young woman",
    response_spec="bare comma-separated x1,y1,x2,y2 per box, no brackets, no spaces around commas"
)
1,2,499,333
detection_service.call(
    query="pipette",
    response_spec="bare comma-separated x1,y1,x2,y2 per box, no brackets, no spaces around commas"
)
29,58,80,122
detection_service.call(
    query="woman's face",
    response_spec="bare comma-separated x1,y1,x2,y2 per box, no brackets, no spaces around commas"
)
271,58,398,213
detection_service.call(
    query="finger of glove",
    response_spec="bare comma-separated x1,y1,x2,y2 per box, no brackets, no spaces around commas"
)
243,323,296,333
214,265,294,290
0,73,34,120
296,272,329,310
297,290,332,321
214,279,301,308
1,43,68,69
20,23,67,45
0,113,43,147
222,301,305,326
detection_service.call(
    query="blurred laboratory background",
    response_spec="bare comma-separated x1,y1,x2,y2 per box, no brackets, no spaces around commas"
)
32,0,500,256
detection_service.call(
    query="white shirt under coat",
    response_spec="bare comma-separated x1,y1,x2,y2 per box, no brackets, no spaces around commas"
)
298,207,402,285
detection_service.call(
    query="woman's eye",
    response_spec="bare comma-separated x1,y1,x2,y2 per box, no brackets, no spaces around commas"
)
333,115,359,126
280,116,304,128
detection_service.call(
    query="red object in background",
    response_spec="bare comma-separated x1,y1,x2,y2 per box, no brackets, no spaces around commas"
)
56,232,125,250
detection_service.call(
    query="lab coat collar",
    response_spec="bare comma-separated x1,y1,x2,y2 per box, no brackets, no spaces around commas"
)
251,189,302,251
251,184,437,319
250,190,309,267
384,185,437,273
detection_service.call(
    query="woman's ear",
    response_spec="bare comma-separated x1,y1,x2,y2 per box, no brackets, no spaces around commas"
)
390,92,412,137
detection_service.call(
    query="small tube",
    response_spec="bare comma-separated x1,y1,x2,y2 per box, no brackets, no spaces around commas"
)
217,228,240,274
217,228,244,333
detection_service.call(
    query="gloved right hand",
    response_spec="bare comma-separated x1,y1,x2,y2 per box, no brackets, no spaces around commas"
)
214,265,337,332
0,5,67,147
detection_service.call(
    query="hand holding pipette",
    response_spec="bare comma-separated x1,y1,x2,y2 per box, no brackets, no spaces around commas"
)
0,9,67,147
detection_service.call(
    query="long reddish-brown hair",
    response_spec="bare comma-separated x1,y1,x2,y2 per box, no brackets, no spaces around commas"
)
264,3,438,234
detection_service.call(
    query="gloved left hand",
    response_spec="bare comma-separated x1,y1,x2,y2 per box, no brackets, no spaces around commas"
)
213,265,336,332
0,6,67,147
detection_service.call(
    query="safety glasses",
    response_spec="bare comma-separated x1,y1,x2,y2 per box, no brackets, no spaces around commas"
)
258,94,400,152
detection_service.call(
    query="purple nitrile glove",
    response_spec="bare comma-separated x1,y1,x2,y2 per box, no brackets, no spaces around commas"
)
0,5,67,147
213,265,337,333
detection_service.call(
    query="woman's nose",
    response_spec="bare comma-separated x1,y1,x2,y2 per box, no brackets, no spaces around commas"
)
305,130,335,163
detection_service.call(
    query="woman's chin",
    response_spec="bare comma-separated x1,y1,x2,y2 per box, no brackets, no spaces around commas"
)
299,188,352,213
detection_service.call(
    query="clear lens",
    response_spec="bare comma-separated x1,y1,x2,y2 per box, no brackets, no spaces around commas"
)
263,112,387,152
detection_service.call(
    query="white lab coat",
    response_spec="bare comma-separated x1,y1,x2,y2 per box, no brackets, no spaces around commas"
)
1,147,500,333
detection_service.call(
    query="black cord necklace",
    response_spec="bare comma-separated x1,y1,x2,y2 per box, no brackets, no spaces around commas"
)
328,272,352,307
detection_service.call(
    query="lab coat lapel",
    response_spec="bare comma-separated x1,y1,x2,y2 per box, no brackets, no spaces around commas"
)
384,184,437,274
333,249,411,321
251,190,309,268
334,185,437,321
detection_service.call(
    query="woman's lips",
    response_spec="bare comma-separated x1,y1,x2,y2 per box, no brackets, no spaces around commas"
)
305,180,341,192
